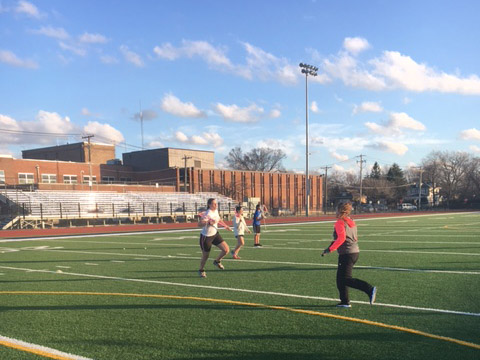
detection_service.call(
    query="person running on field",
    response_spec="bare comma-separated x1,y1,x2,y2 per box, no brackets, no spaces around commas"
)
253,204,263,247
231,205,251,259
322,202,377,308
198,198,232,278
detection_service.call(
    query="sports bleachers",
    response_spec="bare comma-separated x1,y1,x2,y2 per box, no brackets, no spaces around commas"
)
0,189,235,219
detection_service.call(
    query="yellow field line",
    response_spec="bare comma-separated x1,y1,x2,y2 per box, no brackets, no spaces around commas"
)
0,291,479,355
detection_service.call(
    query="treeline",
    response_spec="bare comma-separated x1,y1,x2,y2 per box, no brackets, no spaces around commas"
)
327,151,480,208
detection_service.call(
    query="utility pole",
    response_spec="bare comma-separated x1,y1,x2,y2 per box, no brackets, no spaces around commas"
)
82,134,94,190
416,167,424,210
357,155,366,205
323,166,331,215
183,155,192,193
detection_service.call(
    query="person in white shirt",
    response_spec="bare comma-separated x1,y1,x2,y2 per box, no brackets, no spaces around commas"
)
231,205,251,259
198,198,232,278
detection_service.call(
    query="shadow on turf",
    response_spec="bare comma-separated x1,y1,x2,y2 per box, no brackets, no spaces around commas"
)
133,267,336,274
0,303,336,312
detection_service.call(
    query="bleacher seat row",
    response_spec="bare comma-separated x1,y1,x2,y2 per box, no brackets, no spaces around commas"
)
0,190,235,218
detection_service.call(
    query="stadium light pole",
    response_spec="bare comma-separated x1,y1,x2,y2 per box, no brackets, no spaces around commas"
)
299,63,318,217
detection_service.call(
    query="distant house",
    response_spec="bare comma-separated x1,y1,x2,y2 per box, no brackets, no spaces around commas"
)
404,183,442,207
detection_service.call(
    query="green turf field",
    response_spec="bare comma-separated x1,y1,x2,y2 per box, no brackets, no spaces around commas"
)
0,212,479,359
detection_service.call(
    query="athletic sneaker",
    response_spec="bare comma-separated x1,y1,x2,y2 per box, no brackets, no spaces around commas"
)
213,260,224,270
232,253,241,259
336,303,351,308
369,286,377,305
254,243,263,247
198,270,206,278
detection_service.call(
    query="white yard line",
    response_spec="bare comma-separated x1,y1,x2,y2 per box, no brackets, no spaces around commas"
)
0,265,478,317
1,211,478,244
11,248,480,275
0,334,94,360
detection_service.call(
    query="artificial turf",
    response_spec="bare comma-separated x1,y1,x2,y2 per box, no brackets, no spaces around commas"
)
0,212,479,359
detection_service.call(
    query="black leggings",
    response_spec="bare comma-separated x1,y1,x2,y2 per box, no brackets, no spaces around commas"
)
336,253,373,304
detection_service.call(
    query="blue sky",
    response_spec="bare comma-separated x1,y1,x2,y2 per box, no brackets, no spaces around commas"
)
1,0,480,175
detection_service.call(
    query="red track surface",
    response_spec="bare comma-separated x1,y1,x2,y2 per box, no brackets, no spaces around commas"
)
0,212,441,239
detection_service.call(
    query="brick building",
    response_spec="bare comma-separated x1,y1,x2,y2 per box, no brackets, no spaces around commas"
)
1,144,323,213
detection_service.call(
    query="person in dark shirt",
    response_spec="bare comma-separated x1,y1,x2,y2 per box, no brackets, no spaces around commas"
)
252,204,263,247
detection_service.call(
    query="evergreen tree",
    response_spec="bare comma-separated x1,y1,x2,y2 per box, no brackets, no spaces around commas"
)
387,163,407,201
370,161,381,179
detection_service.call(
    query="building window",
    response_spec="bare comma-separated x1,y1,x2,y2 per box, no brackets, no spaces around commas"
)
41,174,57,184
63,175,78,184
102,176,115,184
0,170,5,185
119,177,131,183
82,175,97,184
18,173,34,184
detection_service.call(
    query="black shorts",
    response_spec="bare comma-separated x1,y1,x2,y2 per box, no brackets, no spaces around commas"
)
199,232,224,252
253,225,261,234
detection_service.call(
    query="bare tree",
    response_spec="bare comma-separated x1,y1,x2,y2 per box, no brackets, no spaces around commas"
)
434,151,471,207
225,147,286,172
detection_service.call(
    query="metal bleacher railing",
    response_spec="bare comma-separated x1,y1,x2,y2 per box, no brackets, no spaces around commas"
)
0,189,235,223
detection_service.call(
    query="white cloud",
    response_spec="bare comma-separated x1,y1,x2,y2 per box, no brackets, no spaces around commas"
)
100,55,118,64
310,101,320,113
389,112,426,131
214,103,264,123
269,109,282,118
470,145,480,153
120,45,144,67
161,94,206,118
148,140,164,148
371,51,480,95
0,114,22,131
30,110,76,134
257,138,295,155
242,42,300,85
175,130,223,148
0,111,75,145
459,128,480,141
313,38,480,95
154,40,322,86
365,112,425,135
353,101,383,115
367,140,408,155
153,43,179,60
343,37,370,55
332,164,346,172
329,151,349,161
154,40,231,68
175,131,189,143
323,52,386,91
0,49,38,69
403,97,412,104
83,121,124,143
81,108,92,116
59,41,86,57
15,1,42,18
32,26,69,40
79,32,108,44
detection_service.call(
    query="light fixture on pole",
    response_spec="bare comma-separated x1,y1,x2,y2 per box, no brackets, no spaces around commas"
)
299,63,318,217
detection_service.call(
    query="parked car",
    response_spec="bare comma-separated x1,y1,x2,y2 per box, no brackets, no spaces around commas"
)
359,204,374,213
397,203,417,211
373,204,388,212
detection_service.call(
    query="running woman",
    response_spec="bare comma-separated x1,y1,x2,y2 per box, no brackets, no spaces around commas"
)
252,204,263,247
322,202,377,308
231,205,251,259
198,198,232,278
